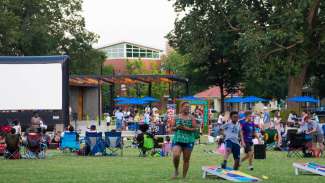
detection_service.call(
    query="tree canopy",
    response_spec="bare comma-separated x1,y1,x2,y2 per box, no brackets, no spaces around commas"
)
0,0,105,74
168,0,325,110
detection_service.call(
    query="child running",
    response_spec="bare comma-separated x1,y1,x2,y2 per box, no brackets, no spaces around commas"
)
220,111,244,170
240,111,256,171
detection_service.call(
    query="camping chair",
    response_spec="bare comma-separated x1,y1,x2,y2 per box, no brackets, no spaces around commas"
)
60,132,80,153
104,131,123,156
0,136,5,155
264,129,278,150
85,132,104,156
24,132,46,159
4,148,20,159
138,134,155,157
287,132,305,158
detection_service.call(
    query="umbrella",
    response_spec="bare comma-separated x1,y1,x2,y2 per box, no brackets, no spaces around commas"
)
178,96,205,101
287,96,319,103
242,96,268,103
141,96,160,102
114,97,130,101
117,98,149,105
224,97,244,103
116,98,149,105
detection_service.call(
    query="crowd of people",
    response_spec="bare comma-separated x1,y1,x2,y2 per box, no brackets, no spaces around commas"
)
110,106,164,131
209,108,325,171
1,104,324,180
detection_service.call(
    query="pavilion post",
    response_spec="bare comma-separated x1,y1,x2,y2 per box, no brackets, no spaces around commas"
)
97,78,102,126
62,58,70,127
109,84,115,115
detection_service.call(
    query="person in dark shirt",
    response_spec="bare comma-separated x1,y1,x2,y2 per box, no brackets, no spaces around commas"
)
240,111,256,171
4,128,20,155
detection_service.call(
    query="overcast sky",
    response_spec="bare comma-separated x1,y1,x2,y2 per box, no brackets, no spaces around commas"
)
82,0,177,51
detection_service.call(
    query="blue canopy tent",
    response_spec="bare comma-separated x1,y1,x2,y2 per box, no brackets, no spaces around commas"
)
287,96,319,103
287,96,319,112
224,97,244,111
178,96,205,101
224,97,244,103
141,96,160,103
116,98,149,105
242,96,269,103
242,96,269,111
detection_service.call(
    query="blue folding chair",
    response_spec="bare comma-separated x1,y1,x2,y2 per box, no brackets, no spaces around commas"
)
104,131,123,156
60,132,80,152
85,132,105,156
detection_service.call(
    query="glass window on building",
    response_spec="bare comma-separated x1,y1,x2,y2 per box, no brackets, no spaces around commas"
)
133,52,139,57
127,52,132,57
153,51,159,58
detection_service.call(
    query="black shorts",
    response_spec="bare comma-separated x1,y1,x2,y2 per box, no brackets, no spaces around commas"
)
172,142,194,151
244,142,253,153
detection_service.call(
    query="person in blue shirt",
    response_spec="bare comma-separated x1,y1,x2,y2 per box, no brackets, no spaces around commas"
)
220,111,244,170
241,111,256,171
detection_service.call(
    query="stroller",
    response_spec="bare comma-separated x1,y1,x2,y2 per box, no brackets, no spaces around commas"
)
24,132,46,159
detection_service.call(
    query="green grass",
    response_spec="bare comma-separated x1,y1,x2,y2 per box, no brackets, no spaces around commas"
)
0,144,324,183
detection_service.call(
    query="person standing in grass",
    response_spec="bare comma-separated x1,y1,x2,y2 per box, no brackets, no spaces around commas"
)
170,102,197,179
241,111,256,171
220,111,244,170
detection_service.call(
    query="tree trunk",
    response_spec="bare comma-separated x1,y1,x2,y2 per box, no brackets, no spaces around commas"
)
287,64,308,111
220,82,225,113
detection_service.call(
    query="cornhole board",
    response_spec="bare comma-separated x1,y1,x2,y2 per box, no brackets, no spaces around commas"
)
202,166,261,182
293,162,325,176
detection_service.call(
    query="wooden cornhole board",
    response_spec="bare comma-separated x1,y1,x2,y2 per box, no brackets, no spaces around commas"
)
202,166,261,182
293,162,325,176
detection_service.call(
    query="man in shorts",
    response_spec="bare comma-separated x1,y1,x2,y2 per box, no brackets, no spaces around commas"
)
220,111,244,170
240,111,256,171
305,115,324,153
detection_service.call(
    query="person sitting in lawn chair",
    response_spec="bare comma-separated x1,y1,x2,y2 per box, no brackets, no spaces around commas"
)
3,128,21,159
135,124,157,157
24,129,47,159
60,125,80,152
84,125,105,156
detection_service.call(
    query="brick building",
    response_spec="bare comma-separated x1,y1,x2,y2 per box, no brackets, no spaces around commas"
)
98,41,163,74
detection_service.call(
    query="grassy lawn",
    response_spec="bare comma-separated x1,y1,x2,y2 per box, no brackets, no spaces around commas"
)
0,143,324,183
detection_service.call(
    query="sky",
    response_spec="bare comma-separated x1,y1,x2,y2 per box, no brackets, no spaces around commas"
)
82,0,178,51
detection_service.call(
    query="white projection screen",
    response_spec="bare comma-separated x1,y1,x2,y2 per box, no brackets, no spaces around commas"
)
0,63,62,110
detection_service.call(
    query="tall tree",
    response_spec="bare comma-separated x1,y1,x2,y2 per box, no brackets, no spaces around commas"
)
237,0,325,109
0,0,105,74
167,0,243,112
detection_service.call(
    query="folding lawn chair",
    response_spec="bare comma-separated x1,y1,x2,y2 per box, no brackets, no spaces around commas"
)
85,132,104,156
4,148,20,159
104,131,123,156
139,134,155,157
24,132,46,159
264,129,277,150
3,134,20,160
287,133,305,158
60,132,80,153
